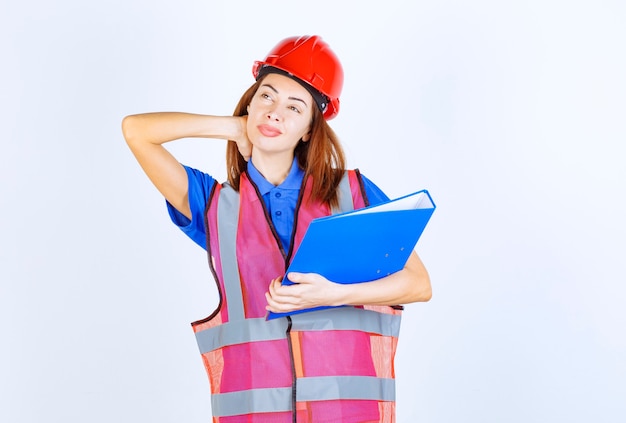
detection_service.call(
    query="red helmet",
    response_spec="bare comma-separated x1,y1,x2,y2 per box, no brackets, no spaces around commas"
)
252,35,344,120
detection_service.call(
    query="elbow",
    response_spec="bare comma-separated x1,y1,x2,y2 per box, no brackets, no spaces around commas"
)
420,282,433,302
403,253,432,303
394,272,431,305
413,273,432,303
121,114,140,146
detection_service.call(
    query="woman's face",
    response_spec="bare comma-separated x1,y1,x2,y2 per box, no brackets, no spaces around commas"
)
246,73,314,158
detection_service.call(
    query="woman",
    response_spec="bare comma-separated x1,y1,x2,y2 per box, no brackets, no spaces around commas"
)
123,35,431,423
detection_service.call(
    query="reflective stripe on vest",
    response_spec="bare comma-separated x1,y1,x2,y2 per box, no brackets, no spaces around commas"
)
331,170,353,215
216,186,245,321
210,376,396,417
212,387,292,417
196,308,401,353
194,170,401,422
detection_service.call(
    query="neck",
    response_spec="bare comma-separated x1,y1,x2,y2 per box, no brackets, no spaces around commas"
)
251,152,294,186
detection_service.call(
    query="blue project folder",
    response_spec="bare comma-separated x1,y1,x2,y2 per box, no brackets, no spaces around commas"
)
267,189,436,320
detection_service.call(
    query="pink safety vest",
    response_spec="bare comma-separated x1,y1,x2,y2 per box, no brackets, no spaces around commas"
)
192,170,402,422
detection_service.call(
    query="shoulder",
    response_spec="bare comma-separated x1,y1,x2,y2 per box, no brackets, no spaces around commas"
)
352,170,390,206
184,165,217,190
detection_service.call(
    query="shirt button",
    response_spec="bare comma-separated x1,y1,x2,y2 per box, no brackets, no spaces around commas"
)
275,192,282,198
275,210,282,216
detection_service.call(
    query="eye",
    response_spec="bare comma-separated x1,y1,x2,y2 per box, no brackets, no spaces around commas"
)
288,105,301,113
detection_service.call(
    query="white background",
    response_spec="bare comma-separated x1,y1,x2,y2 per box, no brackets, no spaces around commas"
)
1,1,625,422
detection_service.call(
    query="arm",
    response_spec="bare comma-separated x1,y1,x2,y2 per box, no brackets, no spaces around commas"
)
265,251,432,313
122,112,250,219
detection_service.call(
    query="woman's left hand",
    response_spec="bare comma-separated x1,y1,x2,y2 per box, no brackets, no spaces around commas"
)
265,272,344,313
265,252,431,313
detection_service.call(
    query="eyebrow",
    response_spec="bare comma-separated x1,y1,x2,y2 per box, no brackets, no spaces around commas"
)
261,83,309,108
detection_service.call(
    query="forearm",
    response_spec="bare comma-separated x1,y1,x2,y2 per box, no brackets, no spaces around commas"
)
122,112,242,146
337,252,432,306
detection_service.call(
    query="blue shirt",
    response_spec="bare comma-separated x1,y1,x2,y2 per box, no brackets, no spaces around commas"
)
167,158,389,250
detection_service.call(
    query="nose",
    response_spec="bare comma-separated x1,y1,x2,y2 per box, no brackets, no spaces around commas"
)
266,107,281,122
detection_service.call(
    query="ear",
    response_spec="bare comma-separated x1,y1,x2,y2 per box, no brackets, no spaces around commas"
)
302,131,311,142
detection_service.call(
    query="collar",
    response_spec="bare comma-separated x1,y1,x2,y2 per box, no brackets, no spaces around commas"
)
247,157,305,195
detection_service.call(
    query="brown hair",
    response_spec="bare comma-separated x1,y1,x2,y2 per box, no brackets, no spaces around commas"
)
226,75,346,207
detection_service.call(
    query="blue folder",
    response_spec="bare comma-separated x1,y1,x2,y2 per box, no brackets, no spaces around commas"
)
267,189,436,320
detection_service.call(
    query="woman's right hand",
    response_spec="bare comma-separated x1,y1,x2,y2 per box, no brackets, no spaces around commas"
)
233,115,252,161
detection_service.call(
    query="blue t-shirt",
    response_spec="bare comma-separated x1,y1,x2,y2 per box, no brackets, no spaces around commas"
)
167,158,389,250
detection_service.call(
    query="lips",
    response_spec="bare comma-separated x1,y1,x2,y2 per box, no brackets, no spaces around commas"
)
257,124,282,137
